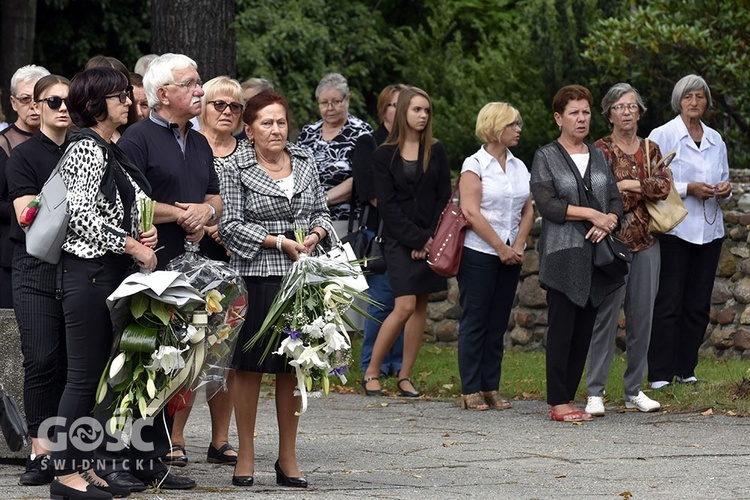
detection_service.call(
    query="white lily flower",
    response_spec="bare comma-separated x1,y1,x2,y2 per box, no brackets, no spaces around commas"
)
109,352,127,380
274,335,305,358
145,345,188,375
288,346,328,372
323,329,350,354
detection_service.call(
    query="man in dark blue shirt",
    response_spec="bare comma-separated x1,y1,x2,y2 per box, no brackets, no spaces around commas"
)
117,53,223,491
120,54,221,268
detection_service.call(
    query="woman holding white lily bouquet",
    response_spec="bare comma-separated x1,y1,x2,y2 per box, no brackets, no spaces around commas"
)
218,90,332,489
51,67,158,500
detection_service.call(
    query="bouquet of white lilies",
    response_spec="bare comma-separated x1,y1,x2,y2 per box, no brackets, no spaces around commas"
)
247,230,374,415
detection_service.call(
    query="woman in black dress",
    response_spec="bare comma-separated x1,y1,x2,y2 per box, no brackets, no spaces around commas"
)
362,86,451,397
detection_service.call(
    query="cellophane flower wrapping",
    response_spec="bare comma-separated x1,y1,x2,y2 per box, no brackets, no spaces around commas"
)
96,248,247,432
166,244,248,405
246,242,375,415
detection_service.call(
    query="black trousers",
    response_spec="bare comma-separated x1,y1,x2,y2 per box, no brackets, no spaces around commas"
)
12,245,67,438
53,252,171,476
545,288,598,406
0,265,12,308
648,235,723,382
457,247,520,394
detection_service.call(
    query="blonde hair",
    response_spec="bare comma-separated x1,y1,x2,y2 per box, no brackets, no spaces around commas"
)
475,102,521,143
199,76,244,134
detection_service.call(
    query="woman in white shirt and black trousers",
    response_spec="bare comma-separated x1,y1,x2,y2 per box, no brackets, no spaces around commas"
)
456,103,533,411
647,75,732,389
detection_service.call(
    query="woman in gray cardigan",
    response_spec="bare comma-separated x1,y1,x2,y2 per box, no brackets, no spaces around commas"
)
530,85,623,422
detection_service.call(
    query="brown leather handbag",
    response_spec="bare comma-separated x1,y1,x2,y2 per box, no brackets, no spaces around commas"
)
427,178,471,278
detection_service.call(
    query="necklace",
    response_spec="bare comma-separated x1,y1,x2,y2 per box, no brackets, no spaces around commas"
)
703,197,719,225
257,150,287,172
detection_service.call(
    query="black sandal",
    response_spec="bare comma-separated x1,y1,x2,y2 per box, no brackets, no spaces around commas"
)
360,377,382,396
207,442,238,465
161,443,188,467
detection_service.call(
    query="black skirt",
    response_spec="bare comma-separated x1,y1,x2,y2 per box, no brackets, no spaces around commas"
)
383,237,447,297
230,275,293,374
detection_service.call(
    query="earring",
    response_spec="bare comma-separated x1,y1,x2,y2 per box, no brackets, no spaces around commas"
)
558,125,562,131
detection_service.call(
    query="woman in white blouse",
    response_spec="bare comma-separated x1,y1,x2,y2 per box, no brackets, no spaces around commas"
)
647,75,731,389
456,102,533,410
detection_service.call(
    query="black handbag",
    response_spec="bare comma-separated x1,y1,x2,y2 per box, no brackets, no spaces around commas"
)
362,219,386,275
594,233,631,277
0,385,29,452
341,205,369,259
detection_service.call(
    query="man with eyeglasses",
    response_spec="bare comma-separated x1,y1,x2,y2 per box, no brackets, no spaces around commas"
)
0,64,50,309
117,53,221,491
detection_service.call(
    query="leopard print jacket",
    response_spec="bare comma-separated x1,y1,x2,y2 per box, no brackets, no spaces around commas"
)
60,138,147,259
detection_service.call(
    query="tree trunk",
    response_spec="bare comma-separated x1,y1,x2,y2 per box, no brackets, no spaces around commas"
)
151,0,236,81
0,0,37,123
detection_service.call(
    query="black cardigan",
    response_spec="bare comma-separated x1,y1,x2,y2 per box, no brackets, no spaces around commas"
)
372,141,451,250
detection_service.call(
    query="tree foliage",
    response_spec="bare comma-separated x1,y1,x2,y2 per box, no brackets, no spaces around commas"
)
583,0,750,166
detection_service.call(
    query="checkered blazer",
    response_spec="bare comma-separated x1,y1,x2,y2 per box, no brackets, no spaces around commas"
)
218,140,333,277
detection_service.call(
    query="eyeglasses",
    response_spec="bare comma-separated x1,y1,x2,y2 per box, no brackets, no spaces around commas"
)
318,97,347,109
209,100,243,114
612,103,639,113
12,95,33,106
164,78,203,91
36,96,68,110
104,87,133,104
507,120,523,130
386,102,398,108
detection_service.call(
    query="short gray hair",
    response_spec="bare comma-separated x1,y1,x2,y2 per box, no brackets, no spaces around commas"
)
600,83,647,129
134,54,158,76
315,73,349,99
671,74,712,114
143,53,197,109
10,65,50,95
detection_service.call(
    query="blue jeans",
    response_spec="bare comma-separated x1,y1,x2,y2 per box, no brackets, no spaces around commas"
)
360,232,404,375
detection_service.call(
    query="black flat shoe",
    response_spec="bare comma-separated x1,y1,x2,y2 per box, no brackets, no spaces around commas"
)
19,454,54,485
83,470,131,498
397,377,420,398
274,459,307,488
134,469,196,490
50,479,113,500
160,444,188,467
100,471,146,493
207,442,238,465
361,377,382,396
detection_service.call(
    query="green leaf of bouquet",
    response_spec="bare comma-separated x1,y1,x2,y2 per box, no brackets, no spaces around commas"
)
130,293,150,319
120,324,158,353
150,300,171,325
132,364,144,379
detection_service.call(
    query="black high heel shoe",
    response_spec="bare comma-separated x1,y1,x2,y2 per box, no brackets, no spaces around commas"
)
360,376,382,396
82,470,131,497
274,459,307,488
397,378,420,398
231,464,254,487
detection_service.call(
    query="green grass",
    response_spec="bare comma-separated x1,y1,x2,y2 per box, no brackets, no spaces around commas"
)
340,334,750,415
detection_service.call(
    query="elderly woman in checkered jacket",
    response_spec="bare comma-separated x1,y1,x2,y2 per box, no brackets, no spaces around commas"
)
218,90,332,489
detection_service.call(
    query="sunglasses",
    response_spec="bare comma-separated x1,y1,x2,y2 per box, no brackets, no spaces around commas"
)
104,86,134,104
209,100,243,114
36,96,68,110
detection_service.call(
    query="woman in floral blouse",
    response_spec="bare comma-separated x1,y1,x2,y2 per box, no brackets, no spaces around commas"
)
297,73,372,234
585,83,670,417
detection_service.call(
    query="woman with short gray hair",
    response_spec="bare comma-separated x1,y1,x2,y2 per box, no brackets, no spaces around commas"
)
584,83,671,417
647,75,731,389
297,73,372,232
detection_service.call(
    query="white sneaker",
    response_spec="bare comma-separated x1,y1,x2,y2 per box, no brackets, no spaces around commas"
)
649,380,670,390
585,396,605,416
625,391,661,412
676,376,698,384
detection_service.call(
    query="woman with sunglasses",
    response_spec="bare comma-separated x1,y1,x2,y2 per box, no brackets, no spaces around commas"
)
162,76,243,468
48,67,157,500
5,74,70,488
